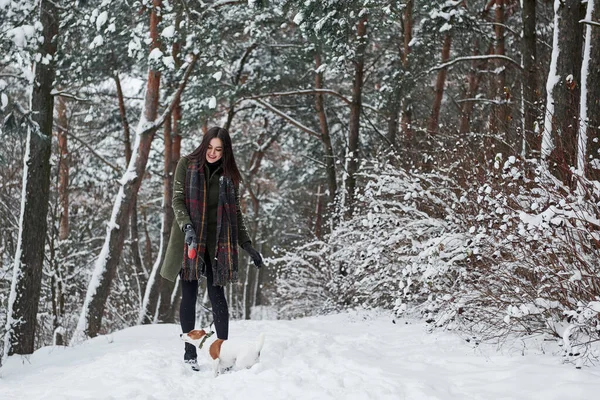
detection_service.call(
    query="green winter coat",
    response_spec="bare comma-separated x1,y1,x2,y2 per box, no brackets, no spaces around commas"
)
160,156,251,282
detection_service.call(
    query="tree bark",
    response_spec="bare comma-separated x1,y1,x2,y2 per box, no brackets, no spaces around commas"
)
428,34,452,135
157,29,184,322
314,52,337,209
400,0,413,139
225,43,258,130
71,0,164,341
541,0,585,184
115,74,132,165
163,102,182,321
459,42,488,134
344,17,367,218
140,112,175,324
521,0,539,155
57,95,69,241
489,0,509,136
3,0,58,358
115,74,145,282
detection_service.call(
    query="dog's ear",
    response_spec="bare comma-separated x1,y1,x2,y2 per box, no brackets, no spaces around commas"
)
187,329,207,340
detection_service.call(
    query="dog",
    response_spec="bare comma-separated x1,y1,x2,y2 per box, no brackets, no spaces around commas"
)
180,329,265,376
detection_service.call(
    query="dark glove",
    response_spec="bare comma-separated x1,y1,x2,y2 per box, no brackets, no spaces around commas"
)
242,242,264,268
183,224,196,247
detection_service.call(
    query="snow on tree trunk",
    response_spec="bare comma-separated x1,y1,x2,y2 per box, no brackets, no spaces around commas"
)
115,74,145,280
579,1,600,181
344,16,367,218
71,1,163,343
139,112,174,325
3,0,58,359
541,0,585,184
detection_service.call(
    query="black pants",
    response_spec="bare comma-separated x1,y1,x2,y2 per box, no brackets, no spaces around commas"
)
180,255,229,360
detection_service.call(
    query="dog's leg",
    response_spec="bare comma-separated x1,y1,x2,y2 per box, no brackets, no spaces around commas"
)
212,358,220,377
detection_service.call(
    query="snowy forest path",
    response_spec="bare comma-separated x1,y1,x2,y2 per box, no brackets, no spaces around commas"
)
1,311,599,399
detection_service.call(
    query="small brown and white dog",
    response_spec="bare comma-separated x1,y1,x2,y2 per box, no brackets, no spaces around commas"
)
180,329,265,376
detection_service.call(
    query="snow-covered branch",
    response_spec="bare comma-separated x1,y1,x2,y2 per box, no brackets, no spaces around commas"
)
51,90,91,103
64,130,122,174
250,99,321,138
241,89,381,114
428,55,522,73
580,19,600,28
243,89,352,106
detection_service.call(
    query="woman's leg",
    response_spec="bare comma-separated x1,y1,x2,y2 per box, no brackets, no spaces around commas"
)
180,276,199,360
205,256,229,340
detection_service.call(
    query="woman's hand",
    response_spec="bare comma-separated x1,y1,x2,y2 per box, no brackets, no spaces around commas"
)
183,224,196,246
242,242,264,268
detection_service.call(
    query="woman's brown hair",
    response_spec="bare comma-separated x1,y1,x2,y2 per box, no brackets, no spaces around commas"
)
187,127,242,185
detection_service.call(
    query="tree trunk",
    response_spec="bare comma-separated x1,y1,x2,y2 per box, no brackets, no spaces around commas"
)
53,94,69,346
579,0,600,181
225,43,258,130
71,1,163,342
489,0,509,137
541,0,585,184
521,0,539,155
400,0,413,139
344,17,367,218
314,52,337,209
115,74,132,165
165,113,182,321
428,34,452,134
459,42,487,134
140,112,175,324
3,0,58,358
314,185,323,239
115,74,145,279
57,95,69,241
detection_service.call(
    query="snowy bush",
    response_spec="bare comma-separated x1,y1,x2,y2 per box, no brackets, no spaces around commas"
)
273,154,470,319
450,156,600,363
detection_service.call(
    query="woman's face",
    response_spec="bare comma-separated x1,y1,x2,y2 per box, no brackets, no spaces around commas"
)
206,137,223,163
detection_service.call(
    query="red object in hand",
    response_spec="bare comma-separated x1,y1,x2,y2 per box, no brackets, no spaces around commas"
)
188,246,197,259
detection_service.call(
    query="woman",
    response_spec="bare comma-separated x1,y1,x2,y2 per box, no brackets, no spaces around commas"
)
160,127,264,371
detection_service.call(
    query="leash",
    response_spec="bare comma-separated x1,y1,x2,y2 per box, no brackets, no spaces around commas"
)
198,303,216,336
198,330,214,349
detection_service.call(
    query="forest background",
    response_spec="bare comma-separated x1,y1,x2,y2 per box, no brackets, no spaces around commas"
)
1,0,599,367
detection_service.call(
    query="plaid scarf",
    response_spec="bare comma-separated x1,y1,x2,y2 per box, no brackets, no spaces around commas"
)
182,159,239,285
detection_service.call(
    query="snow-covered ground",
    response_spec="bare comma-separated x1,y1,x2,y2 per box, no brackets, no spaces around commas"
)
1,310,599,399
